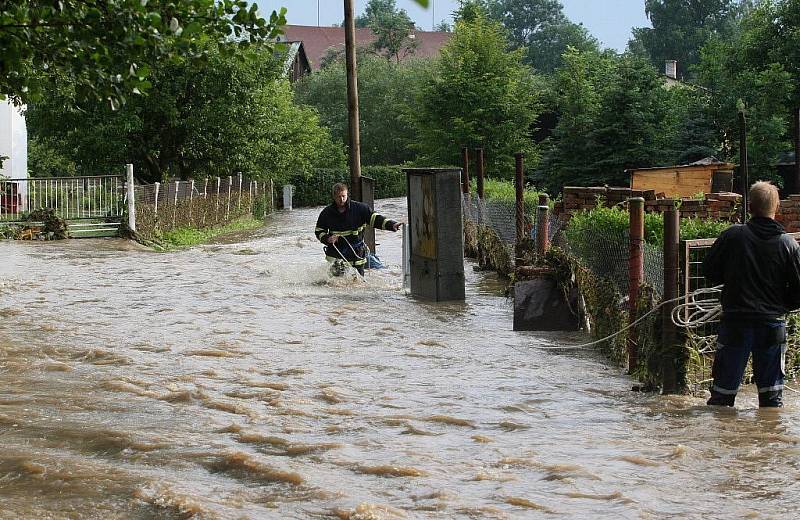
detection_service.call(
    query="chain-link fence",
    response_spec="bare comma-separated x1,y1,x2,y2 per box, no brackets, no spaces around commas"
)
462,192,578,275
132,176,273,241
681,237,800,391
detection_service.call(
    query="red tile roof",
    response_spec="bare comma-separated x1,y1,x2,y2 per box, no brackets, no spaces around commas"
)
278,25,452,69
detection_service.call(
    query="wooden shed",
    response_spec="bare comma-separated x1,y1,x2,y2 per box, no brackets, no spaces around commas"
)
627,158,736,198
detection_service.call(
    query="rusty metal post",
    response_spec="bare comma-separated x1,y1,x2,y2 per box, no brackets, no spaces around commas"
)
461,147,470,194
515,153,525,246
627,197,645,374
536,193,549,256
475,147,485,199
662,204,680,393
739,111,749,223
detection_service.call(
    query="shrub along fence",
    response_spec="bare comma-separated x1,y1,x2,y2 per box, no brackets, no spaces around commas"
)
458,146,795,393
131,175,274,242
290,166,406,207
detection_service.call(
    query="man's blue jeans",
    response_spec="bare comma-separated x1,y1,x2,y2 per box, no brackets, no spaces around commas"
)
707,319,786,408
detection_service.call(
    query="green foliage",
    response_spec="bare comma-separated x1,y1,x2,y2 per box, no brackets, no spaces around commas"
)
27,137,77,178
295,55,432,166
415,12,540,178
159,217,263,249
541,50,679,189
26,42,343,183
565,205,730,248
695,0,798,182
629,0,741,80
483,0,600,72
0,1,286,107
476,178,546,213
291,166,407,207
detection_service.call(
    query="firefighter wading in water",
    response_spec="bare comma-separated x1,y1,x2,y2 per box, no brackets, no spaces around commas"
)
315,183,402,276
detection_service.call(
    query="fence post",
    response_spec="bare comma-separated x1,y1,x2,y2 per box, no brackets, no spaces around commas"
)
237,172,243,212
154,182,160,214
628,197,645,374
536,193,550,256
226,175,232,220
215,177,221,223
202,178,208,226
126,164,136,233
662,204,681,393
461,147,470,194
739,110,749,223
249,180,253,215
268,179,274,217
514,152,525,247
475,147,485,199
172,180,179,228
189,179,195,224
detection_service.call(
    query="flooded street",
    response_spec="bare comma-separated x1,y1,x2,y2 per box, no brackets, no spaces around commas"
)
1,197,799,519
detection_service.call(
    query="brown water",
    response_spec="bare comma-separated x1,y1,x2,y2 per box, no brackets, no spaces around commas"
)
1,198,799,519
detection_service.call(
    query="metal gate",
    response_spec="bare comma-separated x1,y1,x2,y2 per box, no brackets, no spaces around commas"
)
0,175,125,237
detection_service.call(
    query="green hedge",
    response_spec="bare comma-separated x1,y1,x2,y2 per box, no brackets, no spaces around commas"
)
565,205,731,247
290,166,407,207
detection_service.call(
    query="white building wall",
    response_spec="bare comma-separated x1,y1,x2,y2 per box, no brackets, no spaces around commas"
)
0,99,27,180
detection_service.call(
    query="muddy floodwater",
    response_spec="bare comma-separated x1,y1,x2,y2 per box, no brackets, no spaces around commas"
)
1,198,799,519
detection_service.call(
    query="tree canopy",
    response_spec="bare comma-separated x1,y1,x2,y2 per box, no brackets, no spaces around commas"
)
26,42,343,183
628,0,742,79
0,1,286,107
414,11,540,177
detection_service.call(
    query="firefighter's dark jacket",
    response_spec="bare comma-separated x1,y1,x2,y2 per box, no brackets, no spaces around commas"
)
703,217,800,320
315,200,397,265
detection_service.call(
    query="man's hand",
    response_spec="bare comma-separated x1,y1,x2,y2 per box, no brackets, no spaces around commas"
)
392,222,403,232
326,235,340,244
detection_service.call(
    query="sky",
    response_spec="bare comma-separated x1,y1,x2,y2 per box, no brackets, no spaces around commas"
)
260,1,652,52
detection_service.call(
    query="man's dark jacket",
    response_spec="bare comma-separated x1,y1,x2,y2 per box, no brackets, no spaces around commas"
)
315,200,397,263
703,217,800,320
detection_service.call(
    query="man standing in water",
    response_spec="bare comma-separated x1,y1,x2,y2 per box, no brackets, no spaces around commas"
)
315,182,402,276
703,181,800,407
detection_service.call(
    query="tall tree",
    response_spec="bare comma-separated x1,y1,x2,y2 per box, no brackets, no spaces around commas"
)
0,1,286,107
541,49,684,189
629,0,740,79
295,55,432,165
483,0,598,72
369,5,417,63
26,43,343,183
415,11,540,177
695,0,797,182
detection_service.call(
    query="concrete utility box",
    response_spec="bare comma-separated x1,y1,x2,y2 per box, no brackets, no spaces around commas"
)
282,184,293,210
404,168,465,301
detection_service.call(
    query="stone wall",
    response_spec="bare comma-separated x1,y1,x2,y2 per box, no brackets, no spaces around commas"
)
776,195,800,233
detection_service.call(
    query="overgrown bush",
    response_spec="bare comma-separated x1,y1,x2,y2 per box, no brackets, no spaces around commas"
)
290,166,407,207
566,205,731,248
475,178,549,214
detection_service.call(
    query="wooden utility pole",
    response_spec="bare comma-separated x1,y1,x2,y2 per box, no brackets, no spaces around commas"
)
344,0,362,201
739,111,749,222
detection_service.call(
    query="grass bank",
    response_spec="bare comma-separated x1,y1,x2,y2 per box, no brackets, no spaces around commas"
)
143,216,264,251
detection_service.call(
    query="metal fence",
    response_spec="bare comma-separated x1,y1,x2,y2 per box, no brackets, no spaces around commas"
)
0,176,124,222
132,176,273,241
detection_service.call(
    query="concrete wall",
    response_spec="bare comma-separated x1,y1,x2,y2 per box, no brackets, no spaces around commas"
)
0,99,27,180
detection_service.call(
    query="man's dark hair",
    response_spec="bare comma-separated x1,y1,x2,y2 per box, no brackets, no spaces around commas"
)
332,182,348,199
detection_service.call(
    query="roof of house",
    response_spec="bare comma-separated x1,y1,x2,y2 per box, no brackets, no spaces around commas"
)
625,157,736,173
279,41,311,76
277,25,452,69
